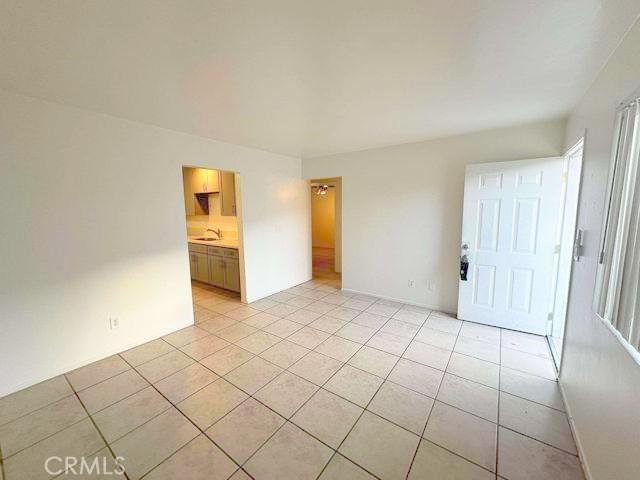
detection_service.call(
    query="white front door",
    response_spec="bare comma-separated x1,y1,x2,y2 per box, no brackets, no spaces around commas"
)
457,157,564,334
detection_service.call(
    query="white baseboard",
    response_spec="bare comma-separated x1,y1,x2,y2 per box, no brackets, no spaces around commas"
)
1,319,192,398
341,287,456,315
558,379,592,480
247,276,314,304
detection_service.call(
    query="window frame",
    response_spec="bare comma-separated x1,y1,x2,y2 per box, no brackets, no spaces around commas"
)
593,92,640,357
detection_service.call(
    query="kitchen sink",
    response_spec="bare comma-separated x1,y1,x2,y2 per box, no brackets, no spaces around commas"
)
195,237,219,241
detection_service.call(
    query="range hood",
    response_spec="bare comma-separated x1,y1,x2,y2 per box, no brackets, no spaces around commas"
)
194,191,219,215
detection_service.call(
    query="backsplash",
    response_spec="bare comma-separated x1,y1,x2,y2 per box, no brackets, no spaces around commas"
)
186,194,238,238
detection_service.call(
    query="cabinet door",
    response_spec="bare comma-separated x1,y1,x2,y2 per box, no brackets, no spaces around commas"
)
192,168,220,193
220,171,237,216
189,253,198,279
209,255,225,288
207,169,220,192
194,252,209,283
223,257,241,292
191,168,208,193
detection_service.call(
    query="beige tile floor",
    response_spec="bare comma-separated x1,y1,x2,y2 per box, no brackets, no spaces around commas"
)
0,277,585,480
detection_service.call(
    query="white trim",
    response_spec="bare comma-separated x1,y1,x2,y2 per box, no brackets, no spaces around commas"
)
341,287,456,315
594,311,640,366
593,99,640,350
564,137,585,158
557,379,592,480
0,319,192,397
549,136,585,372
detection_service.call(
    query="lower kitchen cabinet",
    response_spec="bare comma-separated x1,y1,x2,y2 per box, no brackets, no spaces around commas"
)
208,254,240,291
223,256,241,291
189,243,240,293
190,251,209,284
208,255,226,288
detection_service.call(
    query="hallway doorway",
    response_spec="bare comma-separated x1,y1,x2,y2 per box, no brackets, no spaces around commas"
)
310,178,342,286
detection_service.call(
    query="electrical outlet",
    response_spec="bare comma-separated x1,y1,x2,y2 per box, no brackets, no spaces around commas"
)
109,317,119,330
408,280,415,288
427,281,436,292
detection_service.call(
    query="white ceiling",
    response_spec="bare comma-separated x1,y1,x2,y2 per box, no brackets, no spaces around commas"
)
1,1,638,158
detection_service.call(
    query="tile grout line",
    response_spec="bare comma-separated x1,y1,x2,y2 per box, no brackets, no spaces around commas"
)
162,296,525,477
1,282,310,478
20,347,556,476
313,304,429,480
3,279,571,479
0,412,91,462
59,375,132,480
168,280,555,461
80,381,150,419
0,391,78,431
411,318,549,477
116,355,247,480
403,310,460,480
231,295,409,478
304,306,411,479
237,300,396,479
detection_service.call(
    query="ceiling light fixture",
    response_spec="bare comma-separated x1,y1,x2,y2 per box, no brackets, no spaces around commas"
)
314,184,329,195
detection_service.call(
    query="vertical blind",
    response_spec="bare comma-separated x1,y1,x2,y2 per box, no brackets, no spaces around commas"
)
595,97,640,350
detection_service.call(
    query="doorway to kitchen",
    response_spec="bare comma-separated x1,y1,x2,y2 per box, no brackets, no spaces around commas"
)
310,178,342,288
181,166,247,314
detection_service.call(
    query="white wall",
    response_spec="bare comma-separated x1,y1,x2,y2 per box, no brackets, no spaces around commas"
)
303,119,565,311
561,19,640,480
0,90,310,396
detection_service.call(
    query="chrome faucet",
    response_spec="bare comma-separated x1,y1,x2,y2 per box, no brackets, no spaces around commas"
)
206,228,222,239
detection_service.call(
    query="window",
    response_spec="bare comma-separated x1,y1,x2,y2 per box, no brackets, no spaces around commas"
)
594,95,640,352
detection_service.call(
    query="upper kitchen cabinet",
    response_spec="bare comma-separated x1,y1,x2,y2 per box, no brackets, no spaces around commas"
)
219,171,237,216
182,166,237,217
182,167,219,216
192,168,219,194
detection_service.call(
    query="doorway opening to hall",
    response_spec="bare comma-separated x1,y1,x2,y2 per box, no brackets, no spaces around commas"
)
310,178,342,289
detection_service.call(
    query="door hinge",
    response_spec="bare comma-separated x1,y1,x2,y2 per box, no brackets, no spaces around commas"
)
547,312,553,321
561,173,568,183
553,244,561,254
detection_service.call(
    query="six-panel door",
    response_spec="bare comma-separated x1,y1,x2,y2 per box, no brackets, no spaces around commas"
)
457,157,563,334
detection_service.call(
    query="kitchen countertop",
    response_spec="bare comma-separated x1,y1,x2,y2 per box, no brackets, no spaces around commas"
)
187,236,239,249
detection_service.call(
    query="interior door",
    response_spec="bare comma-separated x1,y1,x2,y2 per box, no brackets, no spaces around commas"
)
458,157,564,334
